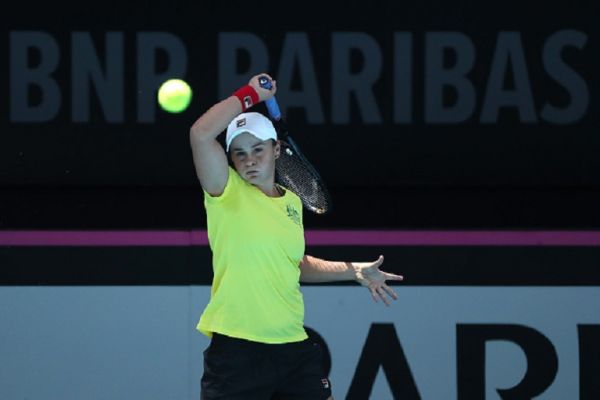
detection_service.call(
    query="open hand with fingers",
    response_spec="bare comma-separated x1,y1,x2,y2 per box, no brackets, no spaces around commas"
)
354,255,404,306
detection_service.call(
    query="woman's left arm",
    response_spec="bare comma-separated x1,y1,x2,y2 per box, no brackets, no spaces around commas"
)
299,255,404,306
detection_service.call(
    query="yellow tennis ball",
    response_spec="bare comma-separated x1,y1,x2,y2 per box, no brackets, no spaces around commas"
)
158,79,192,113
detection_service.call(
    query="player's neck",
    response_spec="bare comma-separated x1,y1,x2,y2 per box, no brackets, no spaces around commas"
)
256,181,283,198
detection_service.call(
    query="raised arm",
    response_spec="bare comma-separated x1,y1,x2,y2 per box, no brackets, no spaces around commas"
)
189,74,276,196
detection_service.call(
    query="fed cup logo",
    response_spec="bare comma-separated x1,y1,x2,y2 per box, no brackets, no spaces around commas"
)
286,204,301,226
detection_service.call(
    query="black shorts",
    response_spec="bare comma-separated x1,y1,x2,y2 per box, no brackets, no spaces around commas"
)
201,333,332,400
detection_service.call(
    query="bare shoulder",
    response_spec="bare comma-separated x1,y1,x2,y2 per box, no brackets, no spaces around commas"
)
189,134,229,196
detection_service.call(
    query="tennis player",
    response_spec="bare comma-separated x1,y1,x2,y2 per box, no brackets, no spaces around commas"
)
190,72,404,400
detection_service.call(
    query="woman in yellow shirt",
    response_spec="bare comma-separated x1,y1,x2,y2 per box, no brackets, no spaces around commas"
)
190,72,404,400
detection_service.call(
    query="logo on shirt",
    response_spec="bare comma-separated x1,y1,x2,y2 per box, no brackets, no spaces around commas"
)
286,204,301,226
321,378,330,389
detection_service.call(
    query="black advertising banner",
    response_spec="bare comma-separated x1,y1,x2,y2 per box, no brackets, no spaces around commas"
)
1,0,599,229
2,0,598,187
2,231,600,285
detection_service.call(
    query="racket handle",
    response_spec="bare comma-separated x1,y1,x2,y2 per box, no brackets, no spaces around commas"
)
258,75,281,121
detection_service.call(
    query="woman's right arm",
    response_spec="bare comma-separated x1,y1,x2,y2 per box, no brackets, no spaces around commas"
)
189,96,242,196
189,74,276,196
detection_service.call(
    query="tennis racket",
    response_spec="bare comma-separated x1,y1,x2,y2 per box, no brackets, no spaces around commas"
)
258,75,333,215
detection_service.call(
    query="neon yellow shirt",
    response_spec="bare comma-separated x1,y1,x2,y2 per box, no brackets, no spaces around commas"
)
197,167,307,344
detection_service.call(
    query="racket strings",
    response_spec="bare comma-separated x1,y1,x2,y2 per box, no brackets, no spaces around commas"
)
275,140,332,214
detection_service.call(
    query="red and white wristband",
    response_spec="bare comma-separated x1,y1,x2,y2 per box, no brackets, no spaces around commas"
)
232,85,260,112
